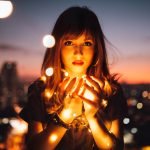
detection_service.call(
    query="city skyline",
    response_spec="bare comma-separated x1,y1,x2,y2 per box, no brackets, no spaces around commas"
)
0,0,150,84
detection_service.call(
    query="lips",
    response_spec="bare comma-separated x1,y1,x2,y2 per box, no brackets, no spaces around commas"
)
72,60,84,65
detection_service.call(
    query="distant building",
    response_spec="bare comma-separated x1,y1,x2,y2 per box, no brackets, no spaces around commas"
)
0,62,26,111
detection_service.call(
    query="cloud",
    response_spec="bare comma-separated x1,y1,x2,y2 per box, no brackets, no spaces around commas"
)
0,43,24,52
0,43,43,55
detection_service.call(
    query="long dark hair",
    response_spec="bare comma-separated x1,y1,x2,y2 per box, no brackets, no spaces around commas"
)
41,6,117,99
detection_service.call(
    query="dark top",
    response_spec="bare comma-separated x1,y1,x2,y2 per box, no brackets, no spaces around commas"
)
20,79,127,150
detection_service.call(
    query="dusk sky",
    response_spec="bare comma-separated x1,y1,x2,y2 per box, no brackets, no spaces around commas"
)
0,0,150,84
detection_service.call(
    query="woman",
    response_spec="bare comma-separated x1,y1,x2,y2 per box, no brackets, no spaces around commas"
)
20,6,127,150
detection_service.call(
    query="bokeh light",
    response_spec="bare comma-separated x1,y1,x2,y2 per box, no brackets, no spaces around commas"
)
0,1,13,19
142,90,148,98
49,133,58,142
136,102,143,109
123,118,130,124
43,34,55,48
131,127,138,134
45,67,54,76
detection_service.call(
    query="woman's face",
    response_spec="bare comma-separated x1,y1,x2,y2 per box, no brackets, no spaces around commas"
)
61,33,95,77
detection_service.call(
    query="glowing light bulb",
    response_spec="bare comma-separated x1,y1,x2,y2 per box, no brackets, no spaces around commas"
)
61,109,71,119
88,128,92,133
49,134,58,142
73,113,77,117
43,34,55,48
44,89,52,99
40,75,47,82
9,118,28,134
64,71,69,77
101,99,108,108
45,67,54,76
0,1,13,19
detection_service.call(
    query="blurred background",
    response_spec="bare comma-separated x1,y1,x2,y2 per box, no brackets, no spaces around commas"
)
0,0,150,149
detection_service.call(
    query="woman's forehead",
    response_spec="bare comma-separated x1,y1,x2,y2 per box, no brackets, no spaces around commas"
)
62,32,94,40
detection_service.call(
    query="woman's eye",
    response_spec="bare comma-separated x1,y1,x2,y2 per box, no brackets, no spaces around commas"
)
64,41,73,46
83,41,92,46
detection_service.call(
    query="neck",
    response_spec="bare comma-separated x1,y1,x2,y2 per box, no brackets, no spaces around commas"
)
61,69,86,79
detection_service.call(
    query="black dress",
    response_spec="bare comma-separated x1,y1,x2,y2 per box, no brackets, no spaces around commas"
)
19,79,127,150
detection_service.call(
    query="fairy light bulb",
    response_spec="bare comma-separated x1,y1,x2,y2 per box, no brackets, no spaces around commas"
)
44,89,52,99
88,128,92,133
64,71,69,77
43,34,55,48
45,67,54,76
40,75,47,82
101,99,108,108
61,109,71,119
49,133,58,142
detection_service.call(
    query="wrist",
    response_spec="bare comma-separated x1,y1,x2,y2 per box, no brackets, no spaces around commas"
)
58,109,75,124
48,113,71,130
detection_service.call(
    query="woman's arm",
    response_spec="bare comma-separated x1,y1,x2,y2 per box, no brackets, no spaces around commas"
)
87,116,124,150
77,76,125,149
27,121,67,150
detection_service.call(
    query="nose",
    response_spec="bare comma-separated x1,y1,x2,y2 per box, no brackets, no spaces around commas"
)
74,45,83,55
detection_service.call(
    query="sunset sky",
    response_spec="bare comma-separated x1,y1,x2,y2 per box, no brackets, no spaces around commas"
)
0,0,150,84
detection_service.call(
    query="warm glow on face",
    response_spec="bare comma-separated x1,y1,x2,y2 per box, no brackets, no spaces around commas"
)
45,67,54,76
43,34,55,48
0,1,13,19
61,33,94,77
49,133,58,142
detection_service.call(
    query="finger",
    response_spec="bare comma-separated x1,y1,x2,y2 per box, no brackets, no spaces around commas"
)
83,83,99,99
59,77,70,90
58,77,70,98
78,95,98,108
72,78,84,96
90,76,104,88
65,77,77,94
84,76,101,93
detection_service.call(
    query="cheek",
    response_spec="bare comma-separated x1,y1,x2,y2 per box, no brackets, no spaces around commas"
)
61,48,72,65
85,50,94,63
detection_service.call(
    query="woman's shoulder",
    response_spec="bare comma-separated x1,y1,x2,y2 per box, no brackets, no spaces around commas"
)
105,79,127,119
28,77,46,93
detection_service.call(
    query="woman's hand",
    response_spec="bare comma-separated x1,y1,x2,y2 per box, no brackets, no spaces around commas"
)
57,77,84,123
77,76,104,118
57,76,104,122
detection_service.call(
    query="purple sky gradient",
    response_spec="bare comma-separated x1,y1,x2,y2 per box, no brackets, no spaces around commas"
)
0,0,150,83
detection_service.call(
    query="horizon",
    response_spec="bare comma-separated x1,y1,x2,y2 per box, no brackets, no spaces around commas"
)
0,60,149,85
